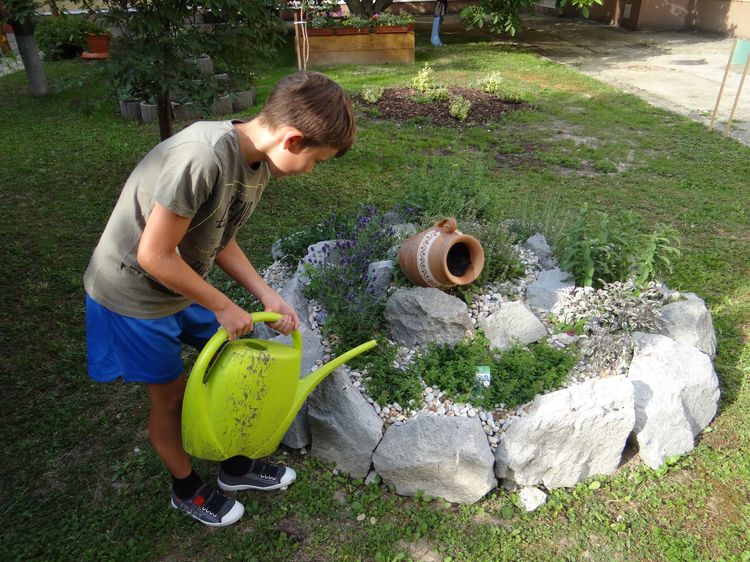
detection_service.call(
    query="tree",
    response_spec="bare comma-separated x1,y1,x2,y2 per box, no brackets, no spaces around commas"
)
82,0,286,140
0,0,48,95
461,0,603,36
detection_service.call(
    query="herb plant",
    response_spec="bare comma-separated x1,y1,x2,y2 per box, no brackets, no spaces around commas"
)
558,205,680,288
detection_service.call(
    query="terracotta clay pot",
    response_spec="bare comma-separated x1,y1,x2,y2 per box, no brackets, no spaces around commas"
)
398,218,485,288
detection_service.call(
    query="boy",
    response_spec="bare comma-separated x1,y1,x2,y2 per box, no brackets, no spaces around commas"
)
84,71,356,527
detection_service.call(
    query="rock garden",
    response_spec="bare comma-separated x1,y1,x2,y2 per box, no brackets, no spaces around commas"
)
253,205,720,511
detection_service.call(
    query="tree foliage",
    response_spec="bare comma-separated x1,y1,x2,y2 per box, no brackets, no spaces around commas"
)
461,0,603,36
81,0,287,139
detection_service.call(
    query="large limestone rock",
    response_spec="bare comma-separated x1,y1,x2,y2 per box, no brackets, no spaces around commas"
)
308,368,384,479
373,414,497,503
495,376,635,489
627,332,719,469
272,324,325,449
480,300,548,350
384,288,473,347
525,268,575,311
657,292,716,359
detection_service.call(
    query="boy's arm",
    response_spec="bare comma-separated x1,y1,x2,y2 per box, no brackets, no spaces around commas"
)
137,202,254,340
214,238,301,335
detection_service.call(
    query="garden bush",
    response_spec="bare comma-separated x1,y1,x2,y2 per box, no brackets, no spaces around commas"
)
557,204,680,288
35,15,106,60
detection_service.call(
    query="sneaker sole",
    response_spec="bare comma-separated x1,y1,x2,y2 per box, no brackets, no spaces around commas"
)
217,467,297,492
170,498,245,527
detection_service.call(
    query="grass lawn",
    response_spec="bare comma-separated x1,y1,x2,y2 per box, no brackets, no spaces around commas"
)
1,23,749,562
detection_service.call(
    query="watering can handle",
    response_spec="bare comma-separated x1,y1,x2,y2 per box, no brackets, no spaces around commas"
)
192,312,303,385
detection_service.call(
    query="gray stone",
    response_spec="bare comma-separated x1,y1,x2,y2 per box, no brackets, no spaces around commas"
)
523,233,556,269
657,292,716,359
308,368,384,479
525,268,575,311
373,413,497,503
271,324,325,450
627,332,719,469
366,260,394,301
518,487,548,512
495,376,635,489
384,288,473,347
480,300,548,350
390,223,418,239
271,238,285,261
282,402,311,449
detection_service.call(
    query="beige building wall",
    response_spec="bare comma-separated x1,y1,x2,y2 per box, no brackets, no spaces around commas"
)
692,0,750,37
637,0,691,29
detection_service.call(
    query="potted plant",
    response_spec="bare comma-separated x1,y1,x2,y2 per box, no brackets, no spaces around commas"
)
80,19,109,60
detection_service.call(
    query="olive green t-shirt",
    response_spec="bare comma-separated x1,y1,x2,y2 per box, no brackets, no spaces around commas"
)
84,120,269,318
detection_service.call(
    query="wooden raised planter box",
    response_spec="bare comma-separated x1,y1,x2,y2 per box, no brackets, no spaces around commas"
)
306,25,414,66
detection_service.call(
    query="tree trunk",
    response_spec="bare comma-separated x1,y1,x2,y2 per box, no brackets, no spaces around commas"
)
156,93,173,141
11,20,48,96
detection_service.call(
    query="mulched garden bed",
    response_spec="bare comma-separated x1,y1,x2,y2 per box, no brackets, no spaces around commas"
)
353,86,531,127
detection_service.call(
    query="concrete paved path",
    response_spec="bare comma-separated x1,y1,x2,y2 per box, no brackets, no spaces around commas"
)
515,15,750,146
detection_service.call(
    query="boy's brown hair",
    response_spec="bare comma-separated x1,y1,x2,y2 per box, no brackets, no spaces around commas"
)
258,71,356,157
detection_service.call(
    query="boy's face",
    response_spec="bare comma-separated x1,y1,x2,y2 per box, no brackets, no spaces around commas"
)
266,131,339,178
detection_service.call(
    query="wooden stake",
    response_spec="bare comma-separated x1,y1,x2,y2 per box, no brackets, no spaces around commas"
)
710,38,737,130
725,51,750,135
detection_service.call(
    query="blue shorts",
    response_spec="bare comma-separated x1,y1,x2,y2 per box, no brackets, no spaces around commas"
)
85,294,220,384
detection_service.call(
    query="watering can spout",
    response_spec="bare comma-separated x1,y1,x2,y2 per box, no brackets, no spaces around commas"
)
262,338,378,452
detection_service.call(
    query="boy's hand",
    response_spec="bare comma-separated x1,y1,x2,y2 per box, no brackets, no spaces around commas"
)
215,301,254,340
262,294,300,336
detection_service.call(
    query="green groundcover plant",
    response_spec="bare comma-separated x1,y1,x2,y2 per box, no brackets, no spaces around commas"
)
365,333,577,409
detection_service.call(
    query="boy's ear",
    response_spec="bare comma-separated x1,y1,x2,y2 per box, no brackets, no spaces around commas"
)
281,127,305,152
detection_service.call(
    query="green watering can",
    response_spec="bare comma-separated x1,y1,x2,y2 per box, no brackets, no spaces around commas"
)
182,312,377,461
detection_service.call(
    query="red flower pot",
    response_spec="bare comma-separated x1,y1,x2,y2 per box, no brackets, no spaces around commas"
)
81,32,110,60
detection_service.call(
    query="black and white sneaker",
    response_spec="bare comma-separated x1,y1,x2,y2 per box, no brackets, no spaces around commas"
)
171,484,244,527
217,459,297,492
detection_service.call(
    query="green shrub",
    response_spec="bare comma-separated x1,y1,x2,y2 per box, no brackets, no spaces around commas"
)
410,333,495,403
558,205,680,288
35,16,105,60
361,85,384,104
449,95,471,120
411,64,437,93
363,340,423,407
402,334,577,410
487,343,576,408
473,72,526,103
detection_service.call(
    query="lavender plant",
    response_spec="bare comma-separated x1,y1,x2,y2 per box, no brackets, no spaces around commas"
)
304,206,399,354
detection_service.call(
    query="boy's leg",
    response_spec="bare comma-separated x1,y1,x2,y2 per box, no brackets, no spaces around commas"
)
146,376,191,478
85,294,243,527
